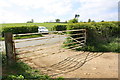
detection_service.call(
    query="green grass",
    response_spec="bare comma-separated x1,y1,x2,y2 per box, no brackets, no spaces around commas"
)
14,34,43,39
0,22,67,31
0,34,43,41
77,37,120,53
64,37,120,53
1,53,64,80
2,53,42,79
2,61,52,80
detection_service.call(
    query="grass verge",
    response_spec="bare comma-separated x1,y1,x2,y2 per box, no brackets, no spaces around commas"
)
63,37,120,53
0,34,43,41
1,53,64,80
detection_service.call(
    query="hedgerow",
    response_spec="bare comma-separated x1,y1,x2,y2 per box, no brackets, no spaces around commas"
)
52,25,67,31
2,26,38,36
66,22,119,52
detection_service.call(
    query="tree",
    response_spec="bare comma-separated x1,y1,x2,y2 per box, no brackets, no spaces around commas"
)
31,19,34,23
75,14,80,19
27,19,34,23
27,21,32,23
68,18,78,23
88,19,91,22
92,20,95,22
101,20,104,22
65,21,67,23
55,19,60,23
68,14,80,23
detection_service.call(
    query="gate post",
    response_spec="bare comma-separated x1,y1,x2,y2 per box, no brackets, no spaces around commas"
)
4,33,15,65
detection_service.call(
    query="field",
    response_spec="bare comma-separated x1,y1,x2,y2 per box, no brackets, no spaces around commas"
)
0,22,67,31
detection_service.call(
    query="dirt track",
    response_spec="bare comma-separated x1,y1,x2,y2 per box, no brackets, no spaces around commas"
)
17,42,118,78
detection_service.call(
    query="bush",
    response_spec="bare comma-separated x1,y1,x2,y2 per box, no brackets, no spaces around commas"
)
5,75,24,80
2,26,38,37
68,18,78,23
52,25,67,31
66,22,120,52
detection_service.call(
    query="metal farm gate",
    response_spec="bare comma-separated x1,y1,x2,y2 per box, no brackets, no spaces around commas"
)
14,29,88,77
4,29,87,75
3,29,104,77
15,29,87,60
4,29,103,77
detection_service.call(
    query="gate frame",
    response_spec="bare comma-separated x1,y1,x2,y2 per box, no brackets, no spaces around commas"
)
4,32,16,65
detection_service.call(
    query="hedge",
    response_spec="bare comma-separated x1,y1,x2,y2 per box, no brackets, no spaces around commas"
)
52,25,67,31
2,26,38,36
66,22,119,52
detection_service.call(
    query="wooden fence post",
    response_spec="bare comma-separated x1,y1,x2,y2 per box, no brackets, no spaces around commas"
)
4,33,15,65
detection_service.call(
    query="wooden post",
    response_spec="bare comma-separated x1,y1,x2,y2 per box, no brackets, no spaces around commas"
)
4,33,15,65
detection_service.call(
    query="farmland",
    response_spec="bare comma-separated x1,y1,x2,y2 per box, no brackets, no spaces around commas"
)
0,22,67,31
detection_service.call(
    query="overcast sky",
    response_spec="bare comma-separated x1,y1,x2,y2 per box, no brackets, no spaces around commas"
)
0,0,119,23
